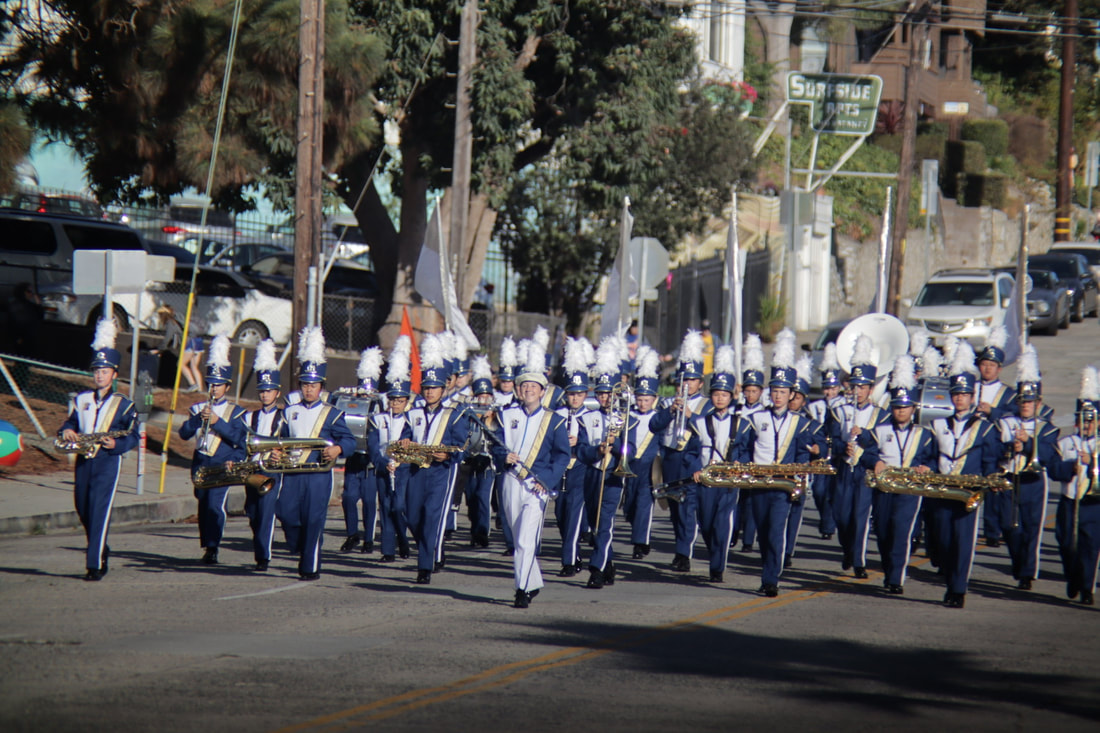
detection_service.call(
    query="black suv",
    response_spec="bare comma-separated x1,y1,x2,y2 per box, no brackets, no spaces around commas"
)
1028,253,1098,322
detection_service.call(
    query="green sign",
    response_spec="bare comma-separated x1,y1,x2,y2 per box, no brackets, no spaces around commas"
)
786,72,883,136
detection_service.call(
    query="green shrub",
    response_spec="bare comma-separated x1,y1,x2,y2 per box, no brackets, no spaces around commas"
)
918,121,949,138
755,293,786,342
961,119,1009,158
915,133,947,169
957,172,1007,208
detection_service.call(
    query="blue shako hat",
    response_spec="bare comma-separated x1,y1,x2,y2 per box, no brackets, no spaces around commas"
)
768,329,797,389
254,339,281,390
819,343,842,388
793,353,813,396
89,318,121,370
498,336,518,383
741,333,765,387
470,355,494,396
710,344,736,393
205,335,233,386
634,346,660,397
1015,344,1041,402
562,336,592,394
848,333,877,386
419,333,448,389
978,325,1007,366
678,330,705,379
888,355,918,407
385,335,413,399
566,371,589,393
947,340,978,395
1075,366,1099,418
297,327,327,383
593,336,620,394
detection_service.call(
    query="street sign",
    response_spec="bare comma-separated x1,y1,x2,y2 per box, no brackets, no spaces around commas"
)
73,251,176,294
628,237,669,298
921,159,939,215
1086,141,1100,188
786,72,883,136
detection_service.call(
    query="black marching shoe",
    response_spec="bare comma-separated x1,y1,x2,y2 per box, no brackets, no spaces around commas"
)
760,584,779,598
820,533,833,541
255,559,269,571
379,554,396,563
360,541,374,554
887,584,904,595
783,555,793,569
632,544,646,559
985,537,1001,548
300,572,321,581
559,564,577,578
586,569,605,589
502,547,515,557
709,570,724,583
1067,579,1080,600
201,548,219,565
670,553,690,572
513,589,530,609
740,543,754,553
1017,577,1032,591
398,545,411,560
339,535,361,553
1081,590,1095,606
83,568,104,582
853,567,869,579
100,545,110,576
603,563,616,586
841,554,853,571
416,569,432,585
943,592,965,609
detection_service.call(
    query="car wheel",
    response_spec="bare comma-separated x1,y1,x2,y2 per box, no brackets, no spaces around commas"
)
87,303,131,332
1072,296,1084,323
233,320,269,347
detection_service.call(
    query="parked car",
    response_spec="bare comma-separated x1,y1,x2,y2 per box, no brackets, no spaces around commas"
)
170,237,288,271
242,252,378,298
904,268,1015,349
802,317,851,393
0,209,145,311
1048,242,1100,283
0,189,107,220
1027,253,1098,322
134,197,239,248
993,267,1070,335
41,265,293,346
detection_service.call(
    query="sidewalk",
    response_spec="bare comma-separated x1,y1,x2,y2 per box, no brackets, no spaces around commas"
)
0,457,243,536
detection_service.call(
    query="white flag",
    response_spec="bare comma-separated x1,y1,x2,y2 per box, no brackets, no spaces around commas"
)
723,190,744,375
414,202,480,349
600,196,635,339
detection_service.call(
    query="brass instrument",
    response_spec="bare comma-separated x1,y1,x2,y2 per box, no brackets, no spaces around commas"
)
1009,421,1043,529
672,376,690,450
54,430,131,458
193,461,275,494
866,466,1011,512
196,386,214,448
652,483,690,505
696,460,836,501
385,441,462,469
246,435,337,473
609,382,635,478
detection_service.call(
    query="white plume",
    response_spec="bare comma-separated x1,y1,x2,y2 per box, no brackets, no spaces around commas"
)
985,325,1007,350
890,354,917,391
612,334,629,361
1080,366,1099,402
386,337,411,386
532,325,551,354
820,342,840,372
1017,344,1041,384
743,333,765,373
580,337,596,367
207,334,231,369
420,333,445,370
440,330,459,361
253,339,278,372
680,330,704,364
636,345,660,379
564,337,592,375
715,344,736,375
795,353,813,383
772,329,796,369
921,345,942,375
595,337,620,376
91,317,117,351
356,346,384,383
471,354,493,382
523,340,546,376
949,339,979,377
499,336,518,368
298,326,326,365
450,331,468,363
942,336,960,373
516,339,531,371
909,329,929,357
852,333,875,367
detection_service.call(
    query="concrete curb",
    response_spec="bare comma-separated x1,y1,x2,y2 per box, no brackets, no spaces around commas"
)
0,493,246,537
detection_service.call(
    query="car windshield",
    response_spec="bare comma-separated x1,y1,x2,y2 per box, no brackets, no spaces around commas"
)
1029,271,1056,289
914,282,994,307
1029,257,1077,279
1052,248,1100,266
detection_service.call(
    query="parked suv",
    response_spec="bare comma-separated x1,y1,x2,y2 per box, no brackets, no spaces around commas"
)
1028,252,1098,322
905,268,1015,349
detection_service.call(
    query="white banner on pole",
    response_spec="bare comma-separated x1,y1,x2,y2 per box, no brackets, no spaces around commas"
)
415,201,480,349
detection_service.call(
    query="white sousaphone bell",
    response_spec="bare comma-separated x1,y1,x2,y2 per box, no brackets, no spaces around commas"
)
834,313,911,404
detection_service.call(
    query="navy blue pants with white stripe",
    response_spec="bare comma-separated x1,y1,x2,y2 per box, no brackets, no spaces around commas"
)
376,468,410,557
277,472,333,576
194,484,229,550
244,476,280,563
74,454,121,571
407,465,451,571
555,465,587,567
1004,476,1048,581
872,490,922,587
927,497,980,595
342,452,377,543
697,485,738,574
751,490,793,587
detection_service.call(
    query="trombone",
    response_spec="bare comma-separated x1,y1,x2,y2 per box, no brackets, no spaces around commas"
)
1009,420,1042,530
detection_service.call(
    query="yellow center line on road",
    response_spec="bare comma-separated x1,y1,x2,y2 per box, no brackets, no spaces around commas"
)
272,587,844,733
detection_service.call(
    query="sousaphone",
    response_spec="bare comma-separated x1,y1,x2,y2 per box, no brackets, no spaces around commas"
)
834,313,911,403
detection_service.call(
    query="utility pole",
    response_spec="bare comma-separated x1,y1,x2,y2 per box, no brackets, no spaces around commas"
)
449,0,477,312
887,3,929,316
1054,0,1078,242
294,0,325,344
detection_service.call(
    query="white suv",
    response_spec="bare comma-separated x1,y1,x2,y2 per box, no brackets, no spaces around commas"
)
905,268,1015,349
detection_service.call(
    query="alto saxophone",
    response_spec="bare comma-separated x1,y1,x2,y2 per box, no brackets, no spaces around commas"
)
866,467,1011,512
55,430,131,458
193,462,275,494
386,442,462,469
696,460,836,501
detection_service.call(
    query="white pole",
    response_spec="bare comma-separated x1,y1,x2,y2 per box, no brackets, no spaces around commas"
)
306,266,318,328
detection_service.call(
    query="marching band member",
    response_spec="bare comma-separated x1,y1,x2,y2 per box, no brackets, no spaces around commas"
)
180,335,247,566
368,337,413,562
462,356,499,548
494,336,518,408
579,337,632,589
622,346,669,561
58,319,138,580
555,337,595,576
1049,367,1100,605
276,327,356,580
490,340,570,608
339,346,384,555
733,334,768,553
244,339,285,571
859,355,937,595
975,326,1018,548
997,345,1059,590
731,334,817,597
784,350,828,569
659,330,708,572
829,333,890,579
928,341,1002,608
807,343,843,540
401,333,468,584
688,345,742,582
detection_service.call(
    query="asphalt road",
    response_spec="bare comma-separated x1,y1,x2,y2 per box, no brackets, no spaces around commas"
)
2,318,1098,732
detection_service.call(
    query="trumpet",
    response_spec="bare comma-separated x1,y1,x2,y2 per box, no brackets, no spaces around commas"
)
246,435,337,473
609,382,635,478
671,375,690,450
196,386,214,448
54,430,131,458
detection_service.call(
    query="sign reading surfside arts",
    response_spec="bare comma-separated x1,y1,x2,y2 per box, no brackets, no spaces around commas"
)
786,72,883,136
